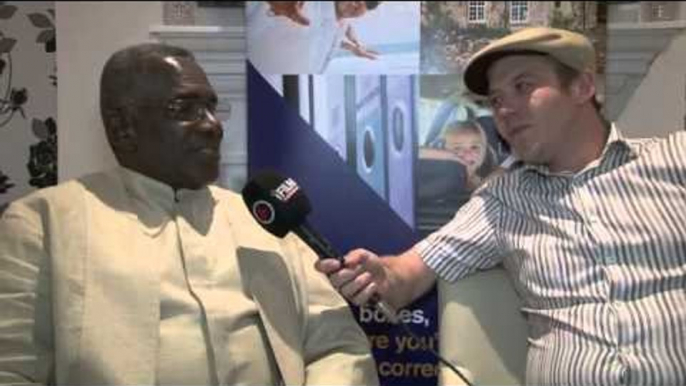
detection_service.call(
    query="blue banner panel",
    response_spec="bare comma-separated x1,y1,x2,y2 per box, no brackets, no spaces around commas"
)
248,63,439,386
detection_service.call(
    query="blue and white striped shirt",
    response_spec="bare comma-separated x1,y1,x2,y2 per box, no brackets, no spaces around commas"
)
418,126,686,385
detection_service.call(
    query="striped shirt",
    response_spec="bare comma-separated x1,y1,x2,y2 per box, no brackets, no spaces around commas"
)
417,126,686,385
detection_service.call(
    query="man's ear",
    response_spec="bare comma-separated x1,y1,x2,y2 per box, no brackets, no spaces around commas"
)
103,107,137,153
570,72,596,105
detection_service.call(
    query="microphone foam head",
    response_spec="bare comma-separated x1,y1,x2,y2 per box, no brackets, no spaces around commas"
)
241,170,311,238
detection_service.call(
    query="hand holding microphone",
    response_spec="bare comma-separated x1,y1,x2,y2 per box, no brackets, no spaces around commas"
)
315,248,400,324
241,170,400,324
241,170,474,385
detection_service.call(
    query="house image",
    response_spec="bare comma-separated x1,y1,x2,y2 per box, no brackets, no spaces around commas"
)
421,1,602,73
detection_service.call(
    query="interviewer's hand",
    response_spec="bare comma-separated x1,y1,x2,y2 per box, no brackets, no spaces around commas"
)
315,248,387,306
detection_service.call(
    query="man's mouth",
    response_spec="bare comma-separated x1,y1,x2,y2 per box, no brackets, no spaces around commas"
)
195,145,220,157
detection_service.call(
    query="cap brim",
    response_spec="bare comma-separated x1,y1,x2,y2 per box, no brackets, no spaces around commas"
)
464,50,545,96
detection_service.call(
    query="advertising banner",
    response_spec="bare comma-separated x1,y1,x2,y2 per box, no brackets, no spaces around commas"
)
246,2,604,385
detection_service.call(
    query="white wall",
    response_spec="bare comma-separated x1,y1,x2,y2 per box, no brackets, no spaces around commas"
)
617,28,686,138
56,1,162,182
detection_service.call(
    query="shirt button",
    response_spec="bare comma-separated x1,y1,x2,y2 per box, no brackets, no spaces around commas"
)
606,254,617,264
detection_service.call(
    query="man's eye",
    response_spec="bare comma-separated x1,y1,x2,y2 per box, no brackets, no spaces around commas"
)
515,81,532,93
488,96,502,109
180,103,198,114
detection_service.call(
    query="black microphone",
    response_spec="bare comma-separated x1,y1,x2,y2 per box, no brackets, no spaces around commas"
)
241,170,400,324
242,170,475,385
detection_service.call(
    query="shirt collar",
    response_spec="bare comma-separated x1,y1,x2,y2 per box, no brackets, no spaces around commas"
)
117,166,214,216
515,123,637,176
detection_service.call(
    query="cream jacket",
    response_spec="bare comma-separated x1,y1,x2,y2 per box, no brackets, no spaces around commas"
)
0,168,378,386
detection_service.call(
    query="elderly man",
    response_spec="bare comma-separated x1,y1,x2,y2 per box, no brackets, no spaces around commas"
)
0,43,378,386
317,27,686,385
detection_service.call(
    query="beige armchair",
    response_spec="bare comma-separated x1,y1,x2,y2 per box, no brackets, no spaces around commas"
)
437,267,528,385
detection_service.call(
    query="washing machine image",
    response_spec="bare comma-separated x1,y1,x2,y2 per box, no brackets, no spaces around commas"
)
384,76,416,228
353,76,387,200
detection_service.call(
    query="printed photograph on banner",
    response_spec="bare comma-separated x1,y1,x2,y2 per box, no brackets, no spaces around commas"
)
247,1,420,75
417,74,509,237
279,74,418,229
420,2,606,75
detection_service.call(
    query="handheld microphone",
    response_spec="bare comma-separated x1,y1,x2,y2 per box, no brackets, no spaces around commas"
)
241,170,475,386
241,170,400,324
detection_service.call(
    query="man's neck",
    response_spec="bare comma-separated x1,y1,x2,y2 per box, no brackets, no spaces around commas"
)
548,113,610,174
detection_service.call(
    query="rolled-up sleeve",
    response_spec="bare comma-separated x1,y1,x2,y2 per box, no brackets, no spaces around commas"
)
416,190,505,282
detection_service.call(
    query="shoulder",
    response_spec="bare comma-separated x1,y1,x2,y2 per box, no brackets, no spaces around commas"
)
666,130,686,147
208,185,252,219
2,170,122,225
6,178,86,214
630,131,686,161
476,165,523,198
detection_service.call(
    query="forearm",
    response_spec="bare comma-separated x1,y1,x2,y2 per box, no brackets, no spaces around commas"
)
381,248,436,309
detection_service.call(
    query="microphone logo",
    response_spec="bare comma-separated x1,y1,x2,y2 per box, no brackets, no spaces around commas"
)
252,200,275,225
272,178,299,202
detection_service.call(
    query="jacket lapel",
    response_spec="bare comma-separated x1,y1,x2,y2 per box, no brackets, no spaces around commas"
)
74,174,162,385
236,246,305,386
227,194,305,386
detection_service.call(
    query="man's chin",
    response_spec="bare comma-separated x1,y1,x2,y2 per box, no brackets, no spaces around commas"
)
184,168,220,190
512,144,543,165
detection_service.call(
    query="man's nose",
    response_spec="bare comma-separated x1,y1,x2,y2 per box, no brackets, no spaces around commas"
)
494,97,516,116
202,110,224,139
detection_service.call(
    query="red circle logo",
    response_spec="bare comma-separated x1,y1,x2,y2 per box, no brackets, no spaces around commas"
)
252,200,275,225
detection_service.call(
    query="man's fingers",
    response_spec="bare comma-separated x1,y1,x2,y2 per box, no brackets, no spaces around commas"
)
342,248,372,267
328,264,364,289
314,258,341,275
351,281,378,306
338,270,373,299
318,249,382,304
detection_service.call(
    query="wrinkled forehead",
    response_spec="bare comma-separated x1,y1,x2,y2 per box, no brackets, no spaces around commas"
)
133,55,210,100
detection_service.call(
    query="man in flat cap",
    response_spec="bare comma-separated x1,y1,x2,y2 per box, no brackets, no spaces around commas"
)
317,27,686,385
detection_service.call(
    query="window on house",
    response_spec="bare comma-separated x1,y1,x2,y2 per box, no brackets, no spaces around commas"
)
651,3,665,19
468,1,486,23
510,1,529,23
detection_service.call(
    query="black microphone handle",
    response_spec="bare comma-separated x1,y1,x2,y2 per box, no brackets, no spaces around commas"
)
292,223,400,324
293,223,341,262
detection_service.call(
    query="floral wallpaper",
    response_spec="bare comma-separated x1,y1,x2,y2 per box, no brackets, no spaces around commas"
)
0,1,56,211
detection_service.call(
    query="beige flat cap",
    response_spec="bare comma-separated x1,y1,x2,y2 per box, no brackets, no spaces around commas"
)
463,27,595,95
